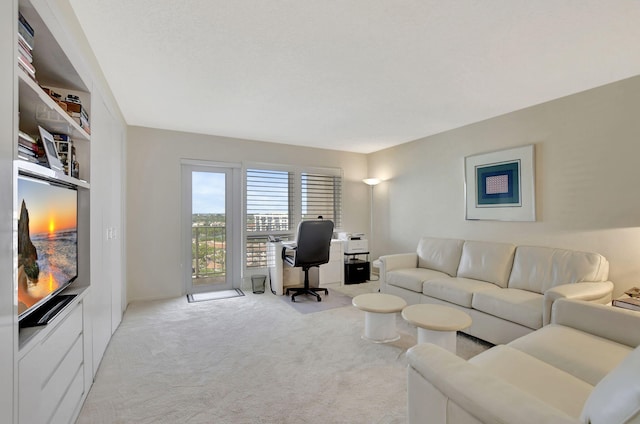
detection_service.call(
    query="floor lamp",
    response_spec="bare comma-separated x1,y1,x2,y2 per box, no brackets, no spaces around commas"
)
363,178,381,280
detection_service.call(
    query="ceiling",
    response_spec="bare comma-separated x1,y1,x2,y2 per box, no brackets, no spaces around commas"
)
67,0,640,154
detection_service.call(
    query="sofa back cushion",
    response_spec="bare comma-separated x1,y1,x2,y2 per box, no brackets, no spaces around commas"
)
508,246,609,294
416,237,464,277
580,346,640,424
457,240,516,288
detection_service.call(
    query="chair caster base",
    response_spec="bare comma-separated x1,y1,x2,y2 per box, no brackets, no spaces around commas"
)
286,287,328,302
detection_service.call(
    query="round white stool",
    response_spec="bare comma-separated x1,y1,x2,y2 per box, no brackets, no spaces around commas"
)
352,293,407,343
401,304,472,353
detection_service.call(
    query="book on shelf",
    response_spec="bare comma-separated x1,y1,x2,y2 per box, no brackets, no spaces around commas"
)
18,131,39,154
17,54,35,74
612,296,640,311
18,13,36,81
18,12,34,37
18,130,37,143
18,36,32,54
32,135,50,164
18,144,37,156
17,30,33,51
64,100,91,131
18,153,39,164
17,24,34,51
18,43,32,63
69,114,91,133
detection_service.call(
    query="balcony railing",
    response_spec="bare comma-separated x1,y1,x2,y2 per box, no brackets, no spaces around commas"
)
192,225,226,279
193,224,295,273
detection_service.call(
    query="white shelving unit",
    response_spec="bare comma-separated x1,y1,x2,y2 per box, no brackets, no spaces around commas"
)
18,69,91,143
1,0,127,421
17,0,91,183
14,1,94,423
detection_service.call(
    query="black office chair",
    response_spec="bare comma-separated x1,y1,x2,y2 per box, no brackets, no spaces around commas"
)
284,219,334,302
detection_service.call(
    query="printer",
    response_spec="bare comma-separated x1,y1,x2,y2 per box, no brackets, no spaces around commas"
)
337,232,369,254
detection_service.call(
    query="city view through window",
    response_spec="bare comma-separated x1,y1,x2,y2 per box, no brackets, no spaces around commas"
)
191,172,227,286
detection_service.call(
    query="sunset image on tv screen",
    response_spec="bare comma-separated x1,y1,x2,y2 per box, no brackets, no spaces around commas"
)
17,177,77,316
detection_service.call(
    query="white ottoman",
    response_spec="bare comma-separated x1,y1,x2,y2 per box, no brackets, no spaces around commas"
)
401,304,472,353
352,293,407,343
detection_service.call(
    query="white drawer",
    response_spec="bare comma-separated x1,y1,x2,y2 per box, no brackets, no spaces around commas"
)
40,303,83,380
41,335,84,422
49,364,85,424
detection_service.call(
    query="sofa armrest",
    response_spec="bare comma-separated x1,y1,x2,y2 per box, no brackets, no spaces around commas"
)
378,253,418,286
552,298,640,347
407,344,580,424
379,252,418,272
543,281,614,325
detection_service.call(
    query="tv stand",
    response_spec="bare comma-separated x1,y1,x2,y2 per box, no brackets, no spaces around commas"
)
19,294,76,328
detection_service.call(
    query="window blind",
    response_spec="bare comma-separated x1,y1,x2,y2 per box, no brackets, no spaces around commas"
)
302,172,342,227
246,169,293,233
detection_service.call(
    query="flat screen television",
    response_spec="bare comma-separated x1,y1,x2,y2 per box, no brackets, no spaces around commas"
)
17,173,78,325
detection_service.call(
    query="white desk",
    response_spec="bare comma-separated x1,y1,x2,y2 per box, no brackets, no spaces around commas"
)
267,239,344,295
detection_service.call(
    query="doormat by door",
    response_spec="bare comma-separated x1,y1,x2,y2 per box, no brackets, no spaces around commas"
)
187,289,245,303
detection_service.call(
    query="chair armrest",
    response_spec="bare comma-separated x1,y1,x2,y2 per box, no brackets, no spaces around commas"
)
551,298,640,347
407,344,580,424
543,281,614,325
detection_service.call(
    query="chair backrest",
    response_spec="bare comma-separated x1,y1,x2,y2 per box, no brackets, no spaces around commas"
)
293,220,334,268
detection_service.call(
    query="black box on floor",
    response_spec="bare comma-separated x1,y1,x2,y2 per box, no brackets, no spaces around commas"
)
345,260,370,284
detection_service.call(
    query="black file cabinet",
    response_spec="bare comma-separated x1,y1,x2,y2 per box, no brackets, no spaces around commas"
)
344,252,370,284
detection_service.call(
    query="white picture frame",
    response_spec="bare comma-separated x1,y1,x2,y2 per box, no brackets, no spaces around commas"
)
464,144,536,221
38,126,64,172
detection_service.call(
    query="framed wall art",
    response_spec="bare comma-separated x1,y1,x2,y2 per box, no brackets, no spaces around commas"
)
464,144,535,221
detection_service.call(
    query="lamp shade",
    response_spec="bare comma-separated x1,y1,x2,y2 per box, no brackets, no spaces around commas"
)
363,178,381,186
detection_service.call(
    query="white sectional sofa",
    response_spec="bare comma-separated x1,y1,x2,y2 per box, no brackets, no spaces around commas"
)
407,299,640,424
379,237,613,344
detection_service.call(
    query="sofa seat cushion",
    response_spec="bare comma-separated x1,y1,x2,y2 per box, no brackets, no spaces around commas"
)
469,345,593,419
386,268,449,292
508,324,633,386
472,288,543,329
423,277,500,308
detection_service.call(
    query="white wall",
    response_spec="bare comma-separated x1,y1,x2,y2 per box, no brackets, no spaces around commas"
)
126,126,369,302
368,75,640,298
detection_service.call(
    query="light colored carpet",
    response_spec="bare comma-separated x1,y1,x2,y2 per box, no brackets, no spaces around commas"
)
77,281,490,424
279,289,354,314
